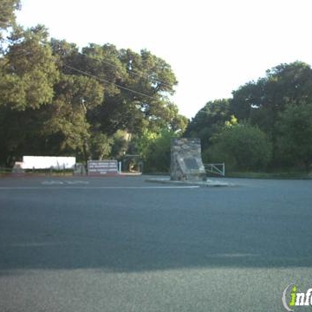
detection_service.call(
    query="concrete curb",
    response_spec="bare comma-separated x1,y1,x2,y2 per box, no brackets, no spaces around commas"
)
145,178,235,187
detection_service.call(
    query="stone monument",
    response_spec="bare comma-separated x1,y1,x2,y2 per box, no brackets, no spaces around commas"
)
170,138,206,181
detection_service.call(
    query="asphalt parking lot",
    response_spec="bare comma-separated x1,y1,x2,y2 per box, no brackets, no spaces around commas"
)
0,175,312,311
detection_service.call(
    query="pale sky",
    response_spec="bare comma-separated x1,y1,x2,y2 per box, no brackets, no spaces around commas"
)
15,0,312,118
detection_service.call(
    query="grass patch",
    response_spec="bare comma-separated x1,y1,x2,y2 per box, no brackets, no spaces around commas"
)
225,171,312,179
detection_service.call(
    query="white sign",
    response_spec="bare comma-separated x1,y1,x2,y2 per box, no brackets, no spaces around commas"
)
87,160,118,175
21,156,76,170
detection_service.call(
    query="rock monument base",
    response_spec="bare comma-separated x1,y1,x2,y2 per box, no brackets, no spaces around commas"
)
170,138,206,181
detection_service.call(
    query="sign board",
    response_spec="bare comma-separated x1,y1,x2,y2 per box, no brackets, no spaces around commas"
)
22,156,76,170
87,160,118,175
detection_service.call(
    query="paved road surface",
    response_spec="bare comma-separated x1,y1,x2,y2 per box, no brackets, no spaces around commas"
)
0,175,312,311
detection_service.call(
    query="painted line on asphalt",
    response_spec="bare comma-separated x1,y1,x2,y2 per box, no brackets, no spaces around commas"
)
0,186,200,190
41,180,90,185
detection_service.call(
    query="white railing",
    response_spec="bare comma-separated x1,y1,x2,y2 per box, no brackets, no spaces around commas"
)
204,163,225,176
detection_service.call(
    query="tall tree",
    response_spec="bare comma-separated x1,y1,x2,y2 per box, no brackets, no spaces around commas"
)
0,0,20,39
185,99,230,149
230,80,264,121
51,42,184,135
0,25,187,166
276,101,312,171
230,61,312,134
0,25,59,165
0,25,59,110
42,74,104,163
76,45,182,135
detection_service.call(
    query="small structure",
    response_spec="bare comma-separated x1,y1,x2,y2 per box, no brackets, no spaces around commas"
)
170,138,206,181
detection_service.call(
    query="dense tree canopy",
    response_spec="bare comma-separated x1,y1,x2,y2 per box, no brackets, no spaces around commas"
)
230,62,312,135
2,3,312,174
0,25,59,110
185,99,230,149
0,0,20,37
0,4,187,168
275,102,312,170
187,61,312,172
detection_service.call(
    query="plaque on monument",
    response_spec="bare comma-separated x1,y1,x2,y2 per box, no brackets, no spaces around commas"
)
183,157,199,170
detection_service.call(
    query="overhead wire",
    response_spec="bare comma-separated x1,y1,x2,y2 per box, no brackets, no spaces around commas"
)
64,63,162,101
94,57,174,90
1,32,175,102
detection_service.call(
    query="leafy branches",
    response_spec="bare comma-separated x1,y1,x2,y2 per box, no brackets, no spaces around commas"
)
188,62,312,172
0,11,187,167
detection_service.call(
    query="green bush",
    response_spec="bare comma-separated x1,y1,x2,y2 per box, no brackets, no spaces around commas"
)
144,131,173,173
204,123,272,171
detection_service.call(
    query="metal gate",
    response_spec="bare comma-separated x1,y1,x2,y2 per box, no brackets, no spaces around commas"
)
204,163,225,176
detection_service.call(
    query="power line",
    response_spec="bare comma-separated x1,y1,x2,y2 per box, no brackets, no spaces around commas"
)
64,63,156,100
94,57,174,89
0,35,174,101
